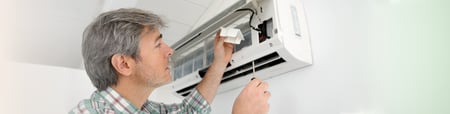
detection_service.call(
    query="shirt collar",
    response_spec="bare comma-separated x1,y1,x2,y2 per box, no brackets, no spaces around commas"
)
98,87,141,114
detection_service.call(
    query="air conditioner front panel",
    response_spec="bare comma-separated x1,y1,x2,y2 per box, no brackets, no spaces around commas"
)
275,0,313,64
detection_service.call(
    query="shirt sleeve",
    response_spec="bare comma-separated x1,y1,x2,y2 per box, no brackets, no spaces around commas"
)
147,88,212,114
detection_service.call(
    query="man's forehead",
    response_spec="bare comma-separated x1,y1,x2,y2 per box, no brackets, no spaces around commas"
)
141,27,162,41
142,26,159,34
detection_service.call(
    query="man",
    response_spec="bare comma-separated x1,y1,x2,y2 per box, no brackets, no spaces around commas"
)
70,8,270,114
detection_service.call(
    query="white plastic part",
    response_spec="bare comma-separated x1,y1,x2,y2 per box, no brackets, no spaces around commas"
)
220,27,245,44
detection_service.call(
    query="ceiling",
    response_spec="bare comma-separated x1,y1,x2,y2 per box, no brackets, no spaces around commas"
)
10,0,222,69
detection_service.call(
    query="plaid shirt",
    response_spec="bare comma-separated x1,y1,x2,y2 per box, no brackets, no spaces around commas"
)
69,87,211,114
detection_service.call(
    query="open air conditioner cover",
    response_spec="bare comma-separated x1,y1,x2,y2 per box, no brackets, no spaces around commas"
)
169,0,312,97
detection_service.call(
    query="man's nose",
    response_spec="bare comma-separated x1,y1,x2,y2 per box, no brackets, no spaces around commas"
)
166,43,173,57
168,47,173,57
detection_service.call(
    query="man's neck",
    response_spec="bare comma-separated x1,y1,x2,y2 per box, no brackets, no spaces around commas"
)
112,80,155,109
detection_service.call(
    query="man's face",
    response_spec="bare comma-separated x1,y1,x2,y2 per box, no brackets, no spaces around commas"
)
134,27,173,87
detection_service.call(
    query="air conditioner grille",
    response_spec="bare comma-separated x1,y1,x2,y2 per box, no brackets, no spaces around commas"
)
175,52,286,97
176,83,198,97
221,52,285,83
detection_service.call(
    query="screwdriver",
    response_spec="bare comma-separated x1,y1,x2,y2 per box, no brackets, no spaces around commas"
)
252,61,255,76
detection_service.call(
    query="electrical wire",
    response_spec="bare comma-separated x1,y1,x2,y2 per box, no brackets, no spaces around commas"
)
234,8,261,31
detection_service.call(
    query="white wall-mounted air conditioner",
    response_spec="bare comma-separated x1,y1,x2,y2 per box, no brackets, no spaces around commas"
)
169,0,312,97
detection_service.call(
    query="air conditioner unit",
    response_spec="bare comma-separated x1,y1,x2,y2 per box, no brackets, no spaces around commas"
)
169,0,312,97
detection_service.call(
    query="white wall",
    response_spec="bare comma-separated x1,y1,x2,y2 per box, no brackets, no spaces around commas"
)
2,62,95,114
1,0,101,113
6,0,102,69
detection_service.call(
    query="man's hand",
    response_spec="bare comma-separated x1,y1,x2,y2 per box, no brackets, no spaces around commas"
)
196,31,234,104
232,78,271,114
213,31,234,67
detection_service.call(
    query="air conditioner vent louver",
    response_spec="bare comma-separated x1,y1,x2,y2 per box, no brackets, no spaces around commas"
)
221,52,285,83
176,83,198,97
175,52,285,97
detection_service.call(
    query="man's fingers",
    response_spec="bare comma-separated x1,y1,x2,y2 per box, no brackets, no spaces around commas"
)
259,82,269,90
224,42,234,50
214,31,221,46
218,36,225,45
215,37,225,48
249,78,269,94
248,77,262,87
216,30,221,37
264,90,271,98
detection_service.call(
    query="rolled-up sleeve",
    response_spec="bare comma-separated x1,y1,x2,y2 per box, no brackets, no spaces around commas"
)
147,88,211,114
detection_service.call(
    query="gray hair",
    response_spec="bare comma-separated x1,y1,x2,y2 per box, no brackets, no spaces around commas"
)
82,8,166,90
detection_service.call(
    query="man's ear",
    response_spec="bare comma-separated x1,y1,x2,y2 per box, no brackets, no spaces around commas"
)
111,54,134,77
